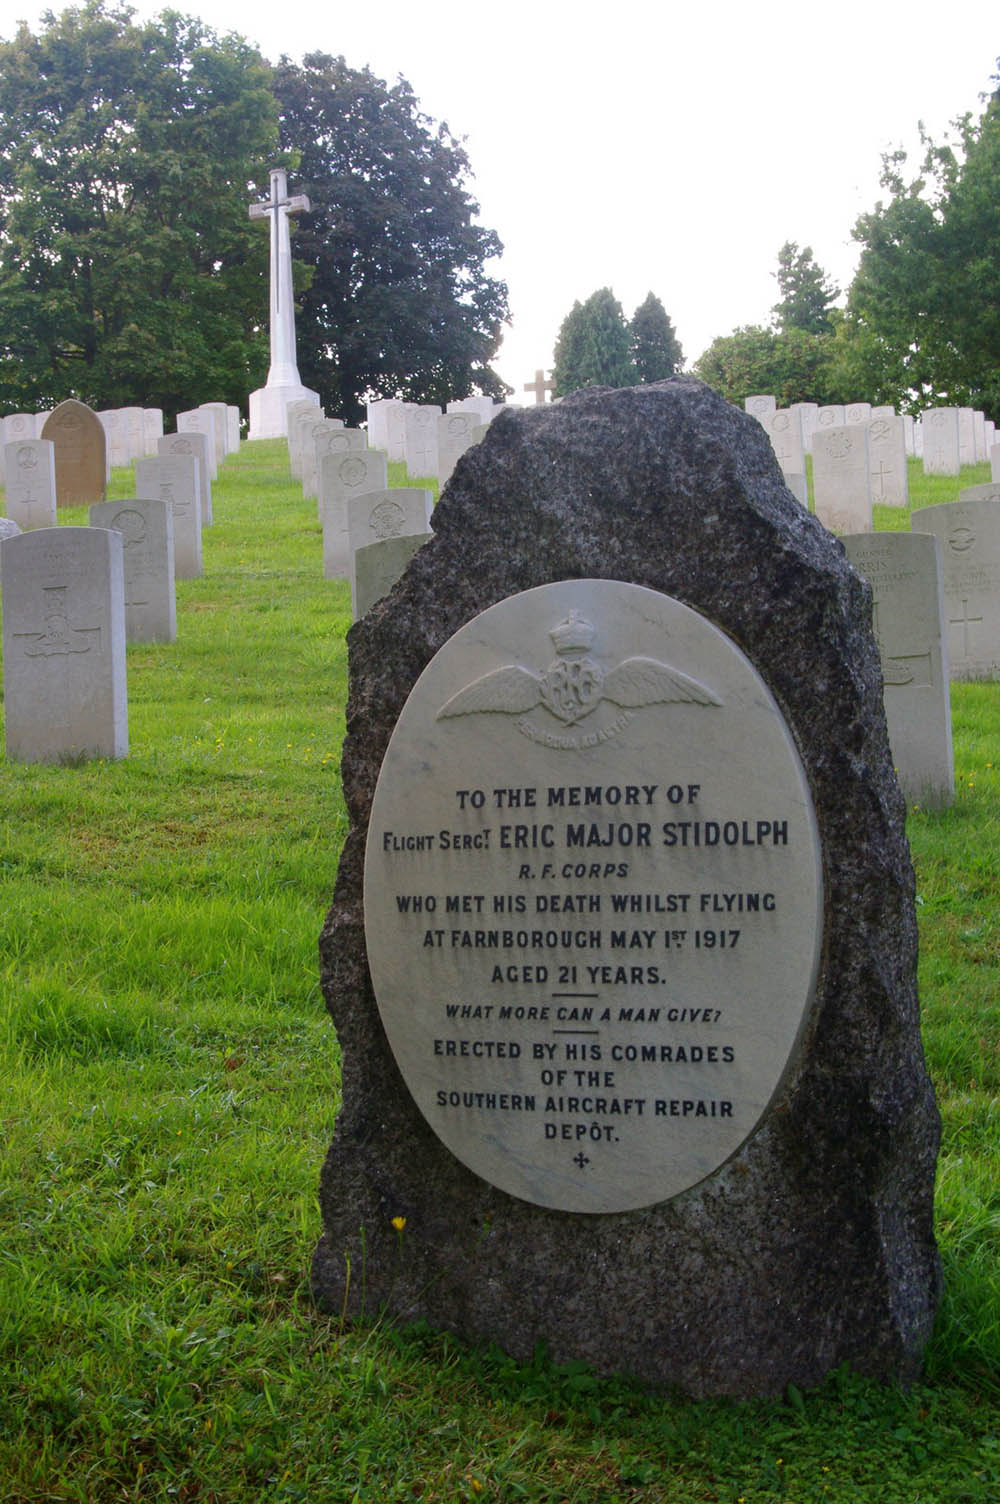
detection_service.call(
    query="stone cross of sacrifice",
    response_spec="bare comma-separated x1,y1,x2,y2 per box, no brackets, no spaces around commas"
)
524,369,554,404
249,169,310,391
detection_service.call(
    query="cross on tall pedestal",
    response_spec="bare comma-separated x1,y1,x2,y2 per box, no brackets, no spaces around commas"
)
246,168,319,440
524,369,554,404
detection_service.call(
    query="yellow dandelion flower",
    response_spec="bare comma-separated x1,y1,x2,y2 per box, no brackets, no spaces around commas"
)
391,1216,406,1232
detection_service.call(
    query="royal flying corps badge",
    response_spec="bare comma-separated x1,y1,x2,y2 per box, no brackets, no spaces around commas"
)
437,609,722,728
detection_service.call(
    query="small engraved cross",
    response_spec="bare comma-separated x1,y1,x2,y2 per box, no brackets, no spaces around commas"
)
871,461,893,499
949,599,983,659
573,1152,590,1170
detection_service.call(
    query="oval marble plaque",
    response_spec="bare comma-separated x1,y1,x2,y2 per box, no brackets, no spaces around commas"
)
364,580,823,1213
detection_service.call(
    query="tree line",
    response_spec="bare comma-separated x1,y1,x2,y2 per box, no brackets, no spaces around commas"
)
556,63,1000,422
0,2,509,425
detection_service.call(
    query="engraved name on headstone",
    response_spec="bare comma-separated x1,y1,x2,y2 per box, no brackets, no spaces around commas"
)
313,380,941,1399
365,580,822,1213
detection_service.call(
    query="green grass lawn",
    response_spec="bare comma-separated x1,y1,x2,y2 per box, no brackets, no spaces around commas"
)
0,444,996,1502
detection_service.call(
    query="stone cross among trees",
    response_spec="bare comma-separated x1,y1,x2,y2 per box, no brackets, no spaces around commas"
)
523,369,554,404
247,168,319,439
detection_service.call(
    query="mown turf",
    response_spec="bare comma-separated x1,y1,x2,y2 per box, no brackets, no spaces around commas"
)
0,441,996,1503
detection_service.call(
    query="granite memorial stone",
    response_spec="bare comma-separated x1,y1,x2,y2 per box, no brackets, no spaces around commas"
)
312,379,941,1399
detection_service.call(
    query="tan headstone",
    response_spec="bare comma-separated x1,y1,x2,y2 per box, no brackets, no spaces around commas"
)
40,399,107,508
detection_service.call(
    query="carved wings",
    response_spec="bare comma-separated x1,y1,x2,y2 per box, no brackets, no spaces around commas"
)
601,657,722,708
438,666,543,719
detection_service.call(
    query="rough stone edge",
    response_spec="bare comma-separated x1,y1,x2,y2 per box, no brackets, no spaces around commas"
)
312,379,941,1398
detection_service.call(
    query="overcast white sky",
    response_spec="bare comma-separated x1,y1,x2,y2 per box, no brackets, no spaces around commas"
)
4,1,998,401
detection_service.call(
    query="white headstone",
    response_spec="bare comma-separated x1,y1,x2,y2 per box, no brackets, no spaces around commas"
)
135,456,202,579
958,482,1000,506
921,408,961,476
157,432,213,525
816,405,845,431
176,410,218,481
744,395,776,420
762,408,805,473
226,407,241,451
286,401,327,479
973,410,987,463
199,403,229,462
353,532,431,620
910,497,1000,679
90,498,176,644
99,409,131,469
867,415,909,507
842,533,953,808
812,424,872,534
404,403,442,479
3,439,57,530
903,414,916,457
783,472,808,507
446,396,501,424
366,398,408,462
304,423,365,500
344,488,433,604
1,526,128,761
844,402,872,426
318,449,391,577
957,408,976,467
991,443,1000,482
142,408,164,455
789,402,818,454
438,410,480,486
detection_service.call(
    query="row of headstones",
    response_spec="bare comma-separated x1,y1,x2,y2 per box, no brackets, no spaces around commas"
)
745,395,998,474
0,398,239,518
283,397,500,620
836,491,1000,810
0,400,243,761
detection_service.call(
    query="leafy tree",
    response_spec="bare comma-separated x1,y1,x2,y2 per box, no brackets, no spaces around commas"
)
630,292,683,381
272,53,510,424
771,241,839,334
552,287,636,396
692,323,838,408
844,70,1000,418
0,1,278,418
